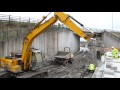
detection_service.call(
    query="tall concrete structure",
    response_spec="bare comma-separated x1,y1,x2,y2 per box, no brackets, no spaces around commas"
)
102,31,120,48
0,28,80,58
32,28,80,59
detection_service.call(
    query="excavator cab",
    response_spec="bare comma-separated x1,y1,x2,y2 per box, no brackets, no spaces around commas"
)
29,48,44,70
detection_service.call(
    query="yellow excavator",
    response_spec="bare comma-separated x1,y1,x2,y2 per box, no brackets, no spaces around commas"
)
0,12,95,77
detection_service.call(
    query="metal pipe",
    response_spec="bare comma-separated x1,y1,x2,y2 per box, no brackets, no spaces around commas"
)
69,16,84,27
70,16,94,34
33,12,51,29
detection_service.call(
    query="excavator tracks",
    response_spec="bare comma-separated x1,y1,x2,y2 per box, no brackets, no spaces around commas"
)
0,69,14,78
17,63,68,78
0,71,9,78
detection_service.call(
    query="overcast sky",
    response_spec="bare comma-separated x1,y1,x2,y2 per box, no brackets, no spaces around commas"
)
0,12,120,31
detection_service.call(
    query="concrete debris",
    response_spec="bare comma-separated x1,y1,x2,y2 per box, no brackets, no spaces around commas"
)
42,47,96,78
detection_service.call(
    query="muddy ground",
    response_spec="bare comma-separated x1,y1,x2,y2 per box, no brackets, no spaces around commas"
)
41,48,97,78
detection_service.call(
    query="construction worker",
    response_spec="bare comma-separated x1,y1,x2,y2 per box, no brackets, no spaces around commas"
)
80,63,95,78
111,46,119,59
87,63,95,73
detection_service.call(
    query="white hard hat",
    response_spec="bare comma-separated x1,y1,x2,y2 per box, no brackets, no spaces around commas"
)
112,46,114,48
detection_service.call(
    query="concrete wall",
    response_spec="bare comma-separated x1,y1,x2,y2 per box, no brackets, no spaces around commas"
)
32,29,80,58
0,42,4,57
88,44,104,60
102,32,120,48
0,29,80,58
87,36,104,60
0,38,23,57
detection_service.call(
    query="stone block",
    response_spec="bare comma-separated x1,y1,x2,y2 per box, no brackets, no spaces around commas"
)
106,63,112,68
104,69,114,75
103,74,114,78
111,66,117,70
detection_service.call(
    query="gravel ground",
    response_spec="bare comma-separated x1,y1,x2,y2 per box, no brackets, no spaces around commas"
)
44,48,96,78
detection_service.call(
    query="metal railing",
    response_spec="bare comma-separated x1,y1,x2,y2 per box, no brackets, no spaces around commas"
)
0,14,40,41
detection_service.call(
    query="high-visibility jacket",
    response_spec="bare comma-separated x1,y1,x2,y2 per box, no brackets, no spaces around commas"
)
112,48,119,58
89,64,95,71
112,48,118,54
